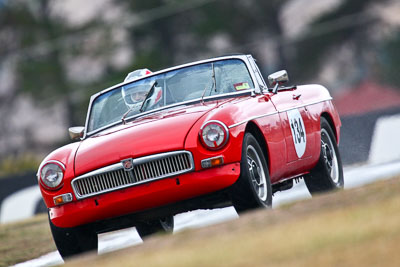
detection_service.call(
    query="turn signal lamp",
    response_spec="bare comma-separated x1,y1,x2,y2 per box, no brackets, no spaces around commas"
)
53,193,73,206
201,156,224,169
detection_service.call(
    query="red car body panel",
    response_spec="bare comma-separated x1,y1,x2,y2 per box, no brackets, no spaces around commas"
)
38,55,341,229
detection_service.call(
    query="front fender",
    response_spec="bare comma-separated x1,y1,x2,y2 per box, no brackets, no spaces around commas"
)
184,114,245,171
37,142,80,208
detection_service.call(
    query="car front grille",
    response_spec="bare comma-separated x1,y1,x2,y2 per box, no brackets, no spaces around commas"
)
72,151,194,199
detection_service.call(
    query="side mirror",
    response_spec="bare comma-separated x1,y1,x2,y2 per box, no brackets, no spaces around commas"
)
68,126,84,141
268,70,289,94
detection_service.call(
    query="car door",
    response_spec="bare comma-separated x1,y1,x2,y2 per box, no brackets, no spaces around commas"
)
247,56,316,178
269,87,316,176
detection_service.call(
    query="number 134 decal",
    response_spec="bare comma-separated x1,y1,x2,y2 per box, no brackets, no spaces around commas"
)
287,109,306,158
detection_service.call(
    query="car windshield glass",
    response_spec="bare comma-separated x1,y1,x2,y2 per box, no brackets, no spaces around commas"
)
87,58,254,133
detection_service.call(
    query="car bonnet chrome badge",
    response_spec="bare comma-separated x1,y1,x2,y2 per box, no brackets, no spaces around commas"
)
121,158,133,171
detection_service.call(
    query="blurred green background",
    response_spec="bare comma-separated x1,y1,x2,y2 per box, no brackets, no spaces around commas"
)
0,0,399,176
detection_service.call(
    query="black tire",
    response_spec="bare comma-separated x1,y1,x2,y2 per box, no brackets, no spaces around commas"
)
135,216,174,240
48,214,98,259
304,117,344,194
231,133,272,213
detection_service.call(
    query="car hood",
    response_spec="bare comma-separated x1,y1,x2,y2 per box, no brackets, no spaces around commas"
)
74,103,218,176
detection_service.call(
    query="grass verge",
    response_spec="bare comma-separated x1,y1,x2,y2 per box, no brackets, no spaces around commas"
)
0,214,55,267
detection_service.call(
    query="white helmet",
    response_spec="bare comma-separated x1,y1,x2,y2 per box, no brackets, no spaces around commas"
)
122,68,153,108
121,68,162,111
124,68,152,82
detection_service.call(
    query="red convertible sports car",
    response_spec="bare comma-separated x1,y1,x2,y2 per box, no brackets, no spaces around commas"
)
37,54,343,258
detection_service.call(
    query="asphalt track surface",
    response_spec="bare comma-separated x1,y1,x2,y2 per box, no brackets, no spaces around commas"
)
14,161,400,267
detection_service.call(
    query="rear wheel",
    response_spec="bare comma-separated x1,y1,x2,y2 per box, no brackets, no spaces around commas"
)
231,133,272,213
304,117,344,194
135,216,174,240
49,214,98,259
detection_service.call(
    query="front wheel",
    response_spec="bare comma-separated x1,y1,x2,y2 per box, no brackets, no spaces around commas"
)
135,216,174,240
304,117,344,194
49,214,98,259
231,133,272,213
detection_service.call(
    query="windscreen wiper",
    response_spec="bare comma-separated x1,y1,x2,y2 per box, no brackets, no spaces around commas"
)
212,62,217,93
201,63,217,103
139,81,158,113
121,104,135,125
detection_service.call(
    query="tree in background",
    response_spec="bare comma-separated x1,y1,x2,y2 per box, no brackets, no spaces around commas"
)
0,0,399,168
0,0,134,128
0,1,76,124
290,0,391,87
116,0,292,82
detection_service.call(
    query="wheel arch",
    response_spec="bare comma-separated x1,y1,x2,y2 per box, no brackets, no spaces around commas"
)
321,112,338,143
244,121,270,171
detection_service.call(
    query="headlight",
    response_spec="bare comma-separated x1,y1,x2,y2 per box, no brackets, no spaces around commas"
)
199,120,229,150
40,161,65,189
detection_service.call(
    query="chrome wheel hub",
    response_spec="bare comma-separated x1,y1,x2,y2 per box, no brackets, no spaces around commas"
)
321,128,339,184
247,145,268,201
322,140,333,169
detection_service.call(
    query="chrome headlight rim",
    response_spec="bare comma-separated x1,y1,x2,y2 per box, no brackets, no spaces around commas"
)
199,120,229,150
39,160,65,190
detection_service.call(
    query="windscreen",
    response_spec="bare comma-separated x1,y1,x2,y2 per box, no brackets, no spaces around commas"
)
87,59,254,133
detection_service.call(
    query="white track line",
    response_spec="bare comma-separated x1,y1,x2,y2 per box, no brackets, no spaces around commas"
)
0,186,42,224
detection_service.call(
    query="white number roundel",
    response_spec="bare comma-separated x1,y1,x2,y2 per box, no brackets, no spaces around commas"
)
287,109,306,158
